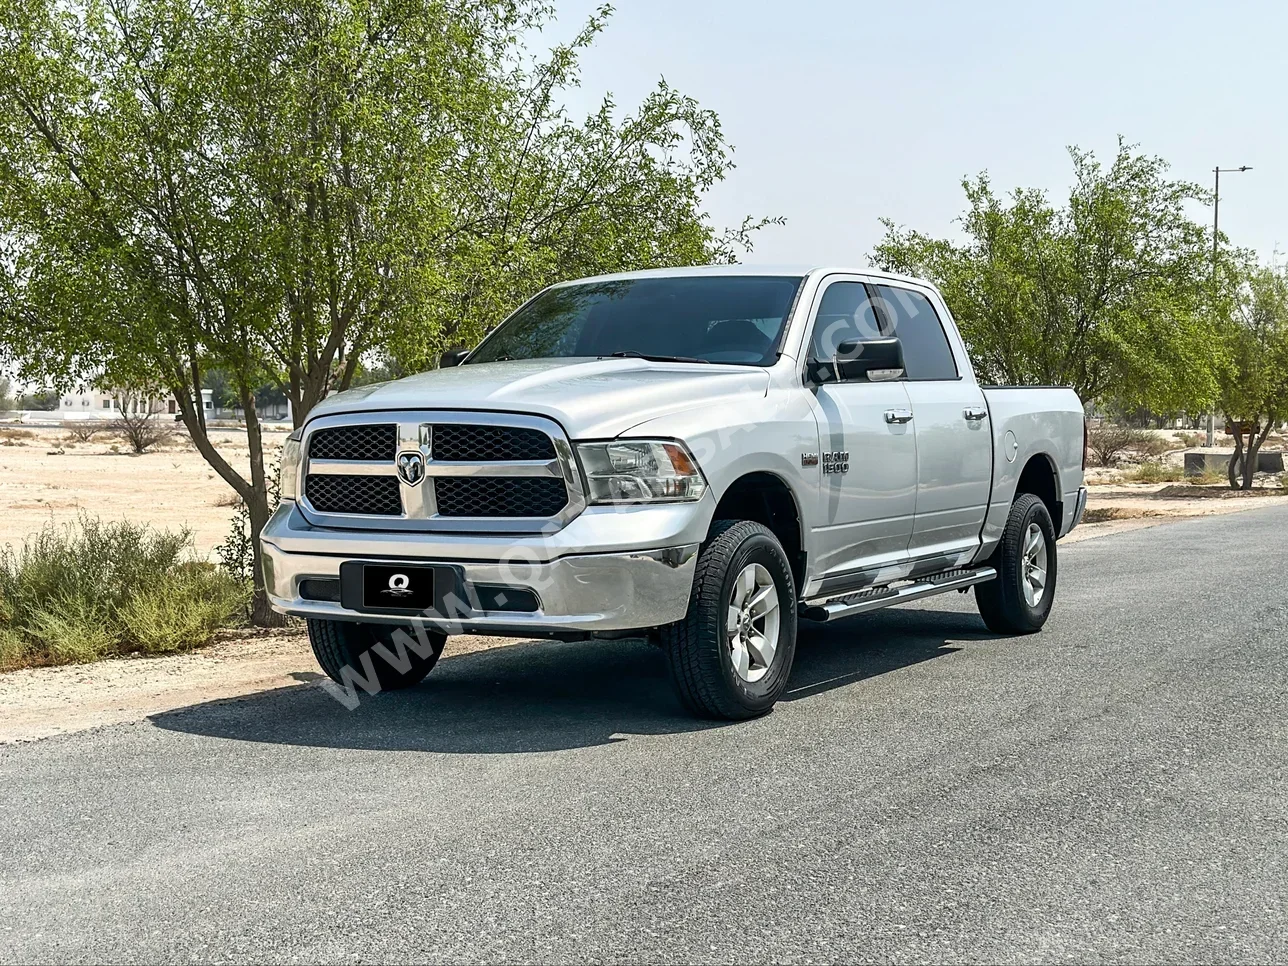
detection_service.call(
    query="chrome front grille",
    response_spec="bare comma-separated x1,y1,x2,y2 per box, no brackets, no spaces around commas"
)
297,411,584,531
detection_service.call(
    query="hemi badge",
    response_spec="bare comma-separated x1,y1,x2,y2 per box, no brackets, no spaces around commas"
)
801,453,819,466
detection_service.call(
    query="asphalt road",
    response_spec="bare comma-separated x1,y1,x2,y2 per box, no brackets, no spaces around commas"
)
3,507,1287,964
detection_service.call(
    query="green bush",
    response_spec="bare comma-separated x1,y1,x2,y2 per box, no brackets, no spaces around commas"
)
119,564,245,654
1120,462,1185,484
0,517,248,670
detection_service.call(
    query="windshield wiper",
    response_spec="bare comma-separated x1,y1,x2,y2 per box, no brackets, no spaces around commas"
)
605,350,710,364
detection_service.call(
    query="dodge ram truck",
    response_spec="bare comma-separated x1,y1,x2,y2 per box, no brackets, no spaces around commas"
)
262,266,1088,719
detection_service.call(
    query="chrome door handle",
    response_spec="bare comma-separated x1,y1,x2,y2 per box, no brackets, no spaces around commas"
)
884,409,914,424
964,406,988,421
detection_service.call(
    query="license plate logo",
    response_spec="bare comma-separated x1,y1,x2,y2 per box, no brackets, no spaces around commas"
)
383,572,414,597
362,565,435,610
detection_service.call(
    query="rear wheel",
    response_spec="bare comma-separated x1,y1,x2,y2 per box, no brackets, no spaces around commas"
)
307,619,446,691
661,520,798,720
975,493,1057,634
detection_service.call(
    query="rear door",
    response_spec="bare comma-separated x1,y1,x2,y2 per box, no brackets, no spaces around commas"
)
869,283,993,561
802,277,919,585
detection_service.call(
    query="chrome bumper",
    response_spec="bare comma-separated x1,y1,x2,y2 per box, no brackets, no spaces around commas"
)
260,499,709,634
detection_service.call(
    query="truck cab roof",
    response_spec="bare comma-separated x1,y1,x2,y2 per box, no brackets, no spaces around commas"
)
550,263,943,295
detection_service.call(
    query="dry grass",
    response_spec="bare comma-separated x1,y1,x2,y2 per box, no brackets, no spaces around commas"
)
1187,468,1229,486
63,423,102,444
1118,463,1186,484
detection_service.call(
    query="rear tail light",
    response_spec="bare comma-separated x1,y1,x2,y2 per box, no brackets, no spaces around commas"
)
1082,419,1089,470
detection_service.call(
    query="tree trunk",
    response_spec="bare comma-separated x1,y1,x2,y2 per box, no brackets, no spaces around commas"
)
235,377,287,628
1242,422,1274,491
247,491,284,627
1228,431,1244,490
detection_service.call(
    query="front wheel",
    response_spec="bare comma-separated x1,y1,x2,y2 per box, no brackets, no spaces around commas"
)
307,619,446,691
661,520,798,720
975,493,1057,634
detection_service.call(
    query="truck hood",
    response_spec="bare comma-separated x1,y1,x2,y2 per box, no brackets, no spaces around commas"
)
307,358,771,439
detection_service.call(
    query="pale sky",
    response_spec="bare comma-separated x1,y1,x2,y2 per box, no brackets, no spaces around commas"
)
551,0,1288,268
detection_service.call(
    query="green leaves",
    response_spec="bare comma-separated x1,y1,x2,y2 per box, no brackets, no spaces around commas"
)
0,0,771,622
0,0,768,400
873,139,1226,414
1220,266,1288,428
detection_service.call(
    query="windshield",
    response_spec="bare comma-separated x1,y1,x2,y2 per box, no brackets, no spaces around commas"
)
466,275,804,367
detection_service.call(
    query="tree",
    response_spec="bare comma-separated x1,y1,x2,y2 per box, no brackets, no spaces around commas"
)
16,391,58,411
380,9,781,370
201,370,237,413
109,391,176,453
0,0,773,623
0,376,12,411
1219,266,1288,489
872,140,1226,414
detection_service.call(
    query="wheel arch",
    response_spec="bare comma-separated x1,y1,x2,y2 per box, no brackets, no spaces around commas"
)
711,471,806,591
1015,452,1061,525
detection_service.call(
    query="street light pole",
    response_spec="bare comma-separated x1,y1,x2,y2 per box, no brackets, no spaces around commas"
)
1208,164,1253,445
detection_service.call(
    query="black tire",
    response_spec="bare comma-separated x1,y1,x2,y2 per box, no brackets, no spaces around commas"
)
975,493,1057,634
661,520,798,721
307,619,446,691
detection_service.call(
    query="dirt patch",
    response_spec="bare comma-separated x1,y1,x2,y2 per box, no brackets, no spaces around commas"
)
0,627,519,744
1082,506,1167,523
1064,483,1288,544
1153,484,1286,500
0,424,283,557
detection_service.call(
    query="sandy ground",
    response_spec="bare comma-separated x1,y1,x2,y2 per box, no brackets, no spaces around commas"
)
2,421,1286,744
0,423,283,557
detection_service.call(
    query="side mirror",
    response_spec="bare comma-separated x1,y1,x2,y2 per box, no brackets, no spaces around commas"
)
807,337,905,384
439,346,470,369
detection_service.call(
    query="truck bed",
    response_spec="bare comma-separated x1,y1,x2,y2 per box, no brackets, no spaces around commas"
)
982,385,1085,539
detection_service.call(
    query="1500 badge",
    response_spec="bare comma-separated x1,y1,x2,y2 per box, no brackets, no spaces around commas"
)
822,451,849,475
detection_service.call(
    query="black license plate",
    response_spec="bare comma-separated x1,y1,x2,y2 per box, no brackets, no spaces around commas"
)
356,564,437,612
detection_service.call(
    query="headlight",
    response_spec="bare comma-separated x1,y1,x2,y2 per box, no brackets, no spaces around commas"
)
577,440,707,504
279,430,302,501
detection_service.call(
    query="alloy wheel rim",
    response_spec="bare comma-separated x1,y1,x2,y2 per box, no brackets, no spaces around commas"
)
1021,522,1048,607
727,563,781,683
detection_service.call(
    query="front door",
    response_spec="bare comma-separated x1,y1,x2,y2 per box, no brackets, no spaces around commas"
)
803,278,919,589
868,282,993,560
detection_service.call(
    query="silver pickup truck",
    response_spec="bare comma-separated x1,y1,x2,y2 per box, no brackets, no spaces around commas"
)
262,266,1087,719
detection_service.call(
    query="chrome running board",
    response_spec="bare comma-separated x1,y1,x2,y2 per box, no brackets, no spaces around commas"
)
799,566,997,623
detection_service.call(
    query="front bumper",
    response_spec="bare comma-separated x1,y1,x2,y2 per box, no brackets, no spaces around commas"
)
260,499,710,634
